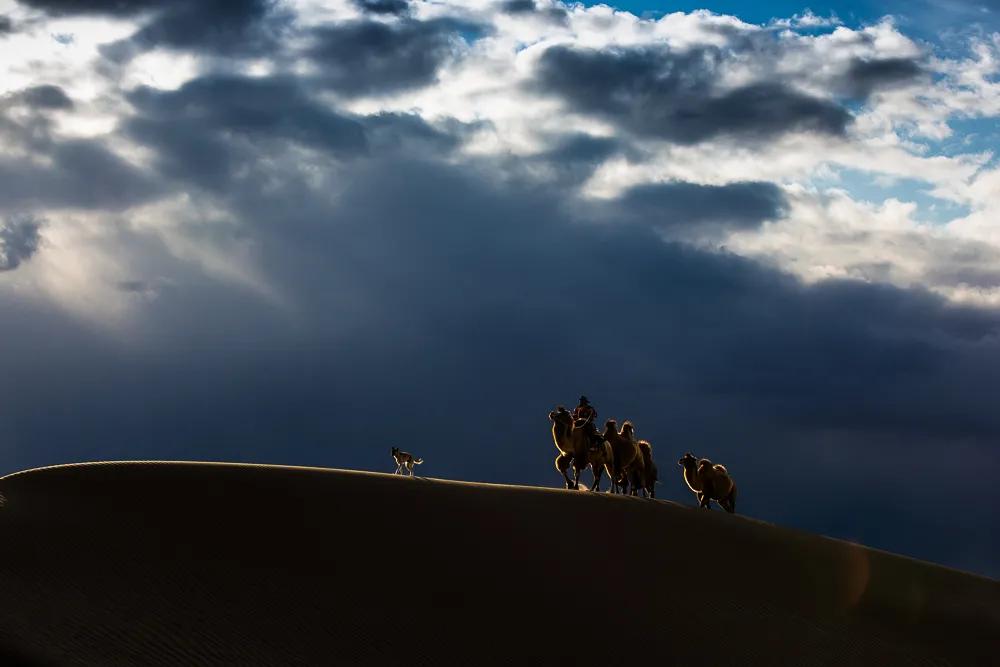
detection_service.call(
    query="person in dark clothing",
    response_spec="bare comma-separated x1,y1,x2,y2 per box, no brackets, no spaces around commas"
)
573,395,597,425
573,395,601,447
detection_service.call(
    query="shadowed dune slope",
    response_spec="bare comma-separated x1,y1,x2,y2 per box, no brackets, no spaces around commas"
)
0,462,996,666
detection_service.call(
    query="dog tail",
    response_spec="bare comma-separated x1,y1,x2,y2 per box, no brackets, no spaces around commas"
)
414,458,424,465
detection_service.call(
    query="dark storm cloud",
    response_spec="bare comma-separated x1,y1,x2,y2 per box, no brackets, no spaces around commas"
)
0,85,156,211
535,45,852,143
123,75,368,190
125,75,366,150
0,15,14,34
352,0,411,16
609,180,787,232
15,0,161,14
0,217,41,271
98,0,291,61
498,0,567,23
840,57,927,99
121,74,470,193
12,85,73,110
361,112,466,153
307,18,481,96
115,150,1000,455
529,133,626,185
0,139,160,211
543,134,622,165
501,0,537,13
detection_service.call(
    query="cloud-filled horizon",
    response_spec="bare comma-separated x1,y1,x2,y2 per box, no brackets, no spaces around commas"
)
0,0,998,577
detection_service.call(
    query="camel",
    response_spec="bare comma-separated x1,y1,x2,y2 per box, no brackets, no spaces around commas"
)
586,437,614,492
603,420,643,495
629,439,657,498
677,452,736,513
549,406,592,490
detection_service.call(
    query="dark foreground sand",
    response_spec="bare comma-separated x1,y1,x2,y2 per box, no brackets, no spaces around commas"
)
0,462,996,666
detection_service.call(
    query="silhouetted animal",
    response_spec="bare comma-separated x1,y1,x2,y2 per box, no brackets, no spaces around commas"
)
549,406,592,489
630,439,657,498
586,437,614,492
603,420,643,495
391,447,423,476
678,452,736,513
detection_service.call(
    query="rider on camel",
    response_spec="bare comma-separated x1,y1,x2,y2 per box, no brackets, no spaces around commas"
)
573,395,601,447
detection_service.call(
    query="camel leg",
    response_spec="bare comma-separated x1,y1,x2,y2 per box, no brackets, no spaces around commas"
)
721,492,735,514
573,463,584,490
590,464,604,492
555,454,574,489
698,492,711,509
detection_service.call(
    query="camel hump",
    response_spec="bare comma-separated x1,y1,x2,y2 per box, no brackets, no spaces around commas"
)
712,464,729,475
637,440,652,454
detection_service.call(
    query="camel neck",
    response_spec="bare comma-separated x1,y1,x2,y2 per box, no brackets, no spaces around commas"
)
683,462,700,490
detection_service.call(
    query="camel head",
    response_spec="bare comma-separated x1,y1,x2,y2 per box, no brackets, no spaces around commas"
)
549,406,571,425
678,452,697,468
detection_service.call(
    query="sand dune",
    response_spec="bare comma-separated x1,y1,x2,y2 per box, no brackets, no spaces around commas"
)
0,462,996,666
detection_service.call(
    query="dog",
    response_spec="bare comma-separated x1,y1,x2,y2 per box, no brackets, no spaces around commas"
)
391,447,423,476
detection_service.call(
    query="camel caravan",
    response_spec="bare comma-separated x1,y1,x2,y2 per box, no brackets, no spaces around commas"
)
549,396,737,513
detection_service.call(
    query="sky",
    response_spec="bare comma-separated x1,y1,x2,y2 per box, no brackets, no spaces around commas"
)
0,0,998,578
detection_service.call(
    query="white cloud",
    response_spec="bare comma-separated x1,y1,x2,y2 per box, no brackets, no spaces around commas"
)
724,185,1000,306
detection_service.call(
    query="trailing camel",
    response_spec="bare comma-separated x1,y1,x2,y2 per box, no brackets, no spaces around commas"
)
678,452,736,513
548,406,593,490
602,420,644,495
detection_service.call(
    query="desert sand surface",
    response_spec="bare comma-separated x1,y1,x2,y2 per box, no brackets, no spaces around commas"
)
0,461,996,666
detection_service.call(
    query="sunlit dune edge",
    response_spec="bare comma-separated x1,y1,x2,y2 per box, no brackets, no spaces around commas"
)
0,461,996,666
